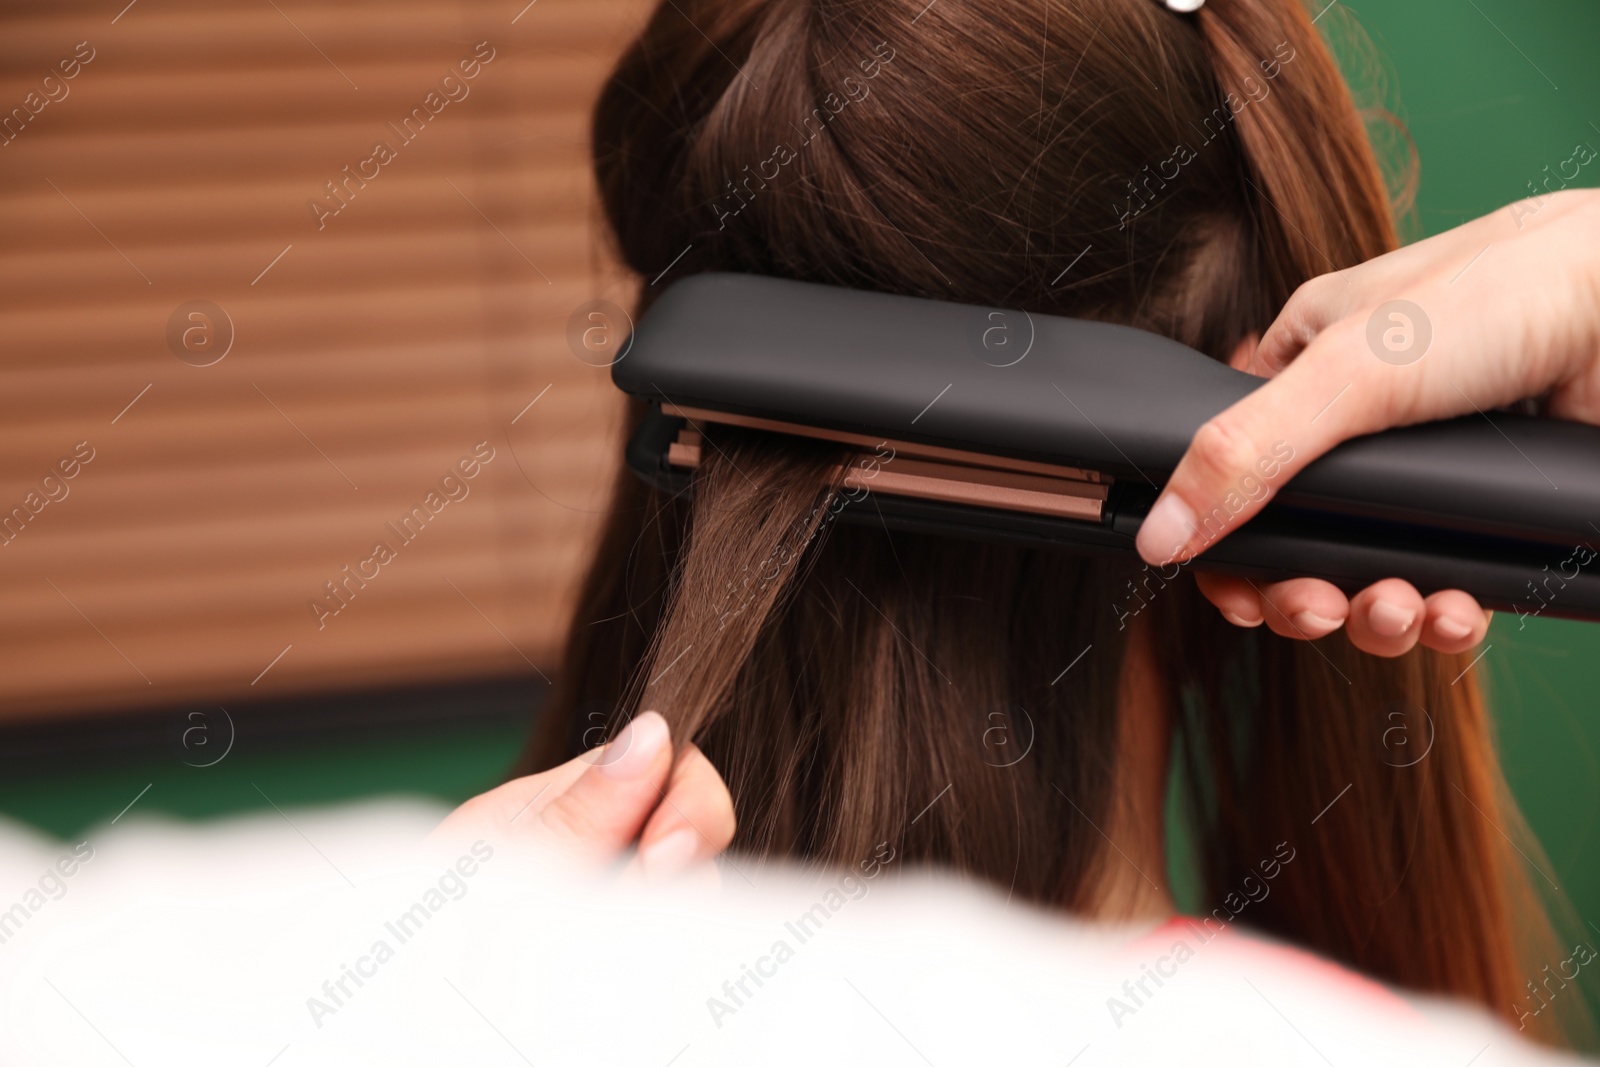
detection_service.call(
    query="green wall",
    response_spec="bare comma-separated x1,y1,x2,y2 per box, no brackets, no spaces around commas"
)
1489,620,1600,925
1345,0,1598,237
0,717,526,839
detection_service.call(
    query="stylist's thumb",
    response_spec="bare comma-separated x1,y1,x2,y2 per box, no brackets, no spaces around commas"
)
538,711,674,853
1134,338,1376,565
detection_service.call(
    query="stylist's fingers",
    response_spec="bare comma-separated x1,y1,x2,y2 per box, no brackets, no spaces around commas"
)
1194,572,1265,628
1135,320,1388,566
1197,570,1489,654
1250,186,1562,374
537,710,675,855
1253,216,1507,373
636,743,736,881
1250,578,1349,641
429,751,591,845
1420,589,1491,654
1254,272,1367,374
1196,570,1349,637
1345,579,1427,657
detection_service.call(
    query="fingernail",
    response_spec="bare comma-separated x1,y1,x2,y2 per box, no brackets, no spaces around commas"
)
1136,494,1197,564
1221,610,1264,628
1434,615,1473,641
599,711,670,780
1292,610,1341,636
640,827,700,880
1369,600,1417,638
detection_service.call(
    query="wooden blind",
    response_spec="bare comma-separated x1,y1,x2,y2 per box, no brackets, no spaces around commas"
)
0,0,649,719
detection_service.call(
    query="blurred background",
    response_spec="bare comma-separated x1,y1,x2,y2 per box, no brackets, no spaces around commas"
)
0,0,1596,931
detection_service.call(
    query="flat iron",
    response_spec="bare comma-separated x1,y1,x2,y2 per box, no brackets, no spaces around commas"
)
616,273,1600,623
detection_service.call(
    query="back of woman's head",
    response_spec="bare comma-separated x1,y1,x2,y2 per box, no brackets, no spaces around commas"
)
523,0,1584,1045
595,0,1393,347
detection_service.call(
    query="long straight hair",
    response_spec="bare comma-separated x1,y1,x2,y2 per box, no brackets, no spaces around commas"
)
518,0,1582,1044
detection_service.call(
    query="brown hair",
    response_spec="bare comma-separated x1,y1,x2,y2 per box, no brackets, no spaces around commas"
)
518,0,1583,1044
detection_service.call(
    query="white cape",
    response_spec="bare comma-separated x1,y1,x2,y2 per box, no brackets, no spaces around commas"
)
0,800,1581,1066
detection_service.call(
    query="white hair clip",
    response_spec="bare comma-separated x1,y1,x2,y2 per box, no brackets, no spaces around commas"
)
1160,0,1205,11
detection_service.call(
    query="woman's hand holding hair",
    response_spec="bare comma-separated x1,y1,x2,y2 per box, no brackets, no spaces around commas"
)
1135,189,1600,656
430,710,735,881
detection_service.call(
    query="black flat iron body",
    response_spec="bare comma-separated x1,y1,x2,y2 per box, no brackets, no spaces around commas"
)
615,273,1600,623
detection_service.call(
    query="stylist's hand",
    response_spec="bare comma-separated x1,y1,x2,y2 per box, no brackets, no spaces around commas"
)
431,711,734,880
1136,188,1600,657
